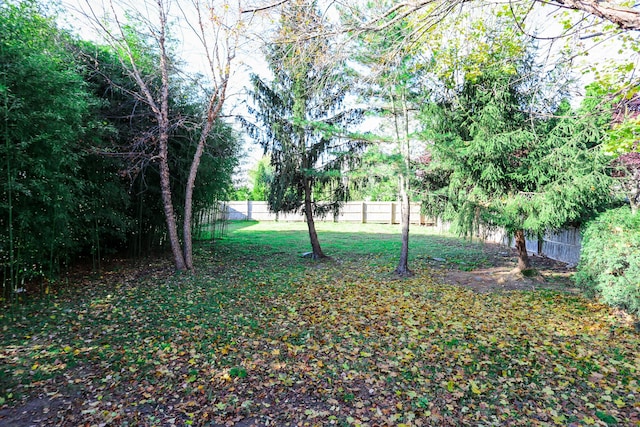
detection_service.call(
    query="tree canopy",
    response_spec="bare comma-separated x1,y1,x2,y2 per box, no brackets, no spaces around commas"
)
2,0,638,282
419,16,614,270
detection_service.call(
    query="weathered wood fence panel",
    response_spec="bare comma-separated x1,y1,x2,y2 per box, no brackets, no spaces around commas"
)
226,201,430,224
480,226,582,266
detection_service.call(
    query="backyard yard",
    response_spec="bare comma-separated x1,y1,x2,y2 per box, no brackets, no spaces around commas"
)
1,222,638,426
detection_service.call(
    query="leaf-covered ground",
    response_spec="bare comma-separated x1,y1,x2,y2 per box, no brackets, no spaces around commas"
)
1,222,638,426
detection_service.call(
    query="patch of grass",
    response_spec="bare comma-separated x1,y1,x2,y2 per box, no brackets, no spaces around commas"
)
224,220,491,271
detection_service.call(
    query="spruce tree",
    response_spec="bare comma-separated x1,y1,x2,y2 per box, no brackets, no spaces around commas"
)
243,0,363,259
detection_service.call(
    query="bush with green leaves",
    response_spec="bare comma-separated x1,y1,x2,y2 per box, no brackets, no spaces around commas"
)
575,207,640,314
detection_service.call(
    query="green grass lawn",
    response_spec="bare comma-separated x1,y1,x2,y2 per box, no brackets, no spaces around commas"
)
1,221,638,426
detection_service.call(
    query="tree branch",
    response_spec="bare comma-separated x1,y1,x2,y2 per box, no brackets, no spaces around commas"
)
549,0,640,30
241,0,289,14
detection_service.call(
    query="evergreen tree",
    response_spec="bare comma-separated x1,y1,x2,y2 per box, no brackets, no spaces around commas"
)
243,0,363,259
422,32,612,271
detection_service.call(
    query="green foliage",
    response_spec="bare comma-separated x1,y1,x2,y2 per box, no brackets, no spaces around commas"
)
348,146,399,201
75,34,239,255
575,207,640,314
0,2,239,293
606,116,640,155
0,0,110,288
421,23,612,242
349,0,431,201
248,155,273,201
229,186,251,201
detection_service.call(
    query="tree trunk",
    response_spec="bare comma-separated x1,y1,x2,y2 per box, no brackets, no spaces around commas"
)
304,179,326,259
158,134,187,271
182,137,205,272
550,0,640,31
182,103,219,270
630,180,639,215
394,90,412,276
182,65,229,271
514,229,530,271
395,174,412,276
157,10,185,271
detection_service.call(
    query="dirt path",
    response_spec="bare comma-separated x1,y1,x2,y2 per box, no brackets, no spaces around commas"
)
426,242,581,294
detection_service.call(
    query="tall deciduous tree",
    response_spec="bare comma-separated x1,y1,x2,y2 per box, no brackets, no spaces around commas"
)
77,0,241,271
349,1,430,276
243,0,363,259
350,0,640,34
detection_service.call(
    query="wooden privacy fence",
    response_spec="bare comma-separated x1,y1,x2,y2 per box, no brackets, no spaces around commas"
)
222,200,582,265
225,200,433,225
443,223,582,267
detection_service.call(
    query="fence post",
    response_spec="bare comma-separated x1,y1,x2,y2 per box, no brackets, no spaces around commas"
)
361,202,366,224
390,202,395,224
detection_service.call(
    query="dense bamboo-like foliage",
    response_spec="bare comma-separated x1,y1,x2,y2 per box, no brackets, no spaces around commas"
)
0,1,108,293
0,1,239,296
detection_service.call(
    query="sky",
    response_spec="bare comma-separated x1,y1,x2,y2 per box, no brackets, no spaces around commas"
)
59,0,275,182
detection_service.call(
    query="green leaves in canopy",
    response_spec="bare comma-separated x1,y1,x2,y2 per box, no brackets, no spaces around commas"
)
421,26,612,239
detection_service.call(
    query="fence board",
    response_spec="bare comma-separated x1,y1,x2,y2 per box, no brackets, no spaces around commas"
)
226,201,427,224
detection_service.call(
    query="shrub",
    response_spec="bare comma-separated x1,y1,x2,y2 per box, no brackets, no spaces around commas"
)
575,207,640,314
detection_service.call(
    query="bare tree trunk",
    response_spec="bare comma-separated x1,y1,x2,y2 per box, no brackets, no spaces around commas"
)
394,90,412,276
395,174,412,276
180,2,236,271
80,0,238,272
304,179,326,259
550,0,640,30
514,229,531,271
159,133,186,271
157,7,186,271
182,94,227,271
182,138,205,271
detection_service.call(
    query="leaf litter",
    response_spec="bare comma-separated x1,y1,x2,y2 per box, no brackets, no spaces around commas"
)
0,229,638,426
